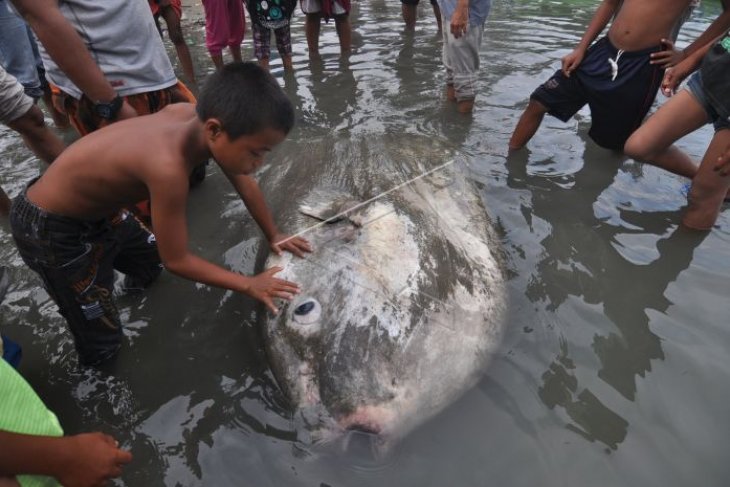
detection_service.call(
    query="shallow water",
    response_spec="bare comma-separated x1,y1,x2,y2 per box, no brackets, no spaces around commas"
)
2,0,729,485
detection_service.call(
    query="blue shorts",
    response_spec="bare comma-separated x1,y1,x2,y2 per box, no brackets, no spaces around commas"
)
531,37,664,151
686,71,730,132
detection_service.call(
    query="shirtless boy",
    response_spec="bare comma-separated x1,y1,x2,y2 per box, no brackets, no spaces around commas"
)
508,0,697,151
9,63,311,366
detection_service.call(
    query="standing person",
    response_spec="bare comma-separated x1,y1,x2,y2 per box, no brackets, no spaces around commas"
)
624,20,730,230
246,0,297,71
401,0,441,33
437,0,492,113
201,0,246,69
10,0,207,204
301,0,352,56
0,0,68,127
0,65,66,217
507,0,704,152
149,0,198,88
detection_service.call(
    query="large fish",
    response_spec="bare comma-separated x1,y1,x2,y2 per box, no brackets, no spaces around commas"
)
260,135,506,445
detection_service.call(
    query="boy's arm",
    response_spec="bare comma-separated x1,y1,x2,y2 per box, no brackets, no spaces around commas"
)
223,172,312,257
0,431,130,486
681,5,730,59
562,0,621,77
149,173,300,314
9,0,136,122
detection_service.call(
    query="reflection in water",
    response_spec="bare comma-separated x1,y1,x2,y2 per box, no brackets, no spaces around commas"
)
507,144,708,450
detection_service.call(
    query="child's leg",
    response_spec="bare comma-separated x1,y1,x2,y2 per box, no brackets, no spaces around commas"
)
305,13,322,56
226,0,245,62
509,99,549,150
334,14,352,53
274,25,294,71
201,0,228,68
683,128,730,230
160,2,197,87
253,22,272,70
401,0,417,30
623,90,708,179
111,212,162,291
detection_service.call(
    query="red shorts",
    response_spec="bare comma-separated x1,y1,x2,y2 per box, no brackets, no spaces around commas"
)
149,0,183,18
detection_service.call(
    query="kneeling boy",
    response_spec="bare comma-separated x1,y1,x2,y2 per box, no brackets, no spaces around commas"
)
10,63,311,366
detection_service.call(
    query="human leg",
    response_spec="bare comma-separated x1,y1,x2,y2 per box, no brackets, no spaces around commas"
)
274,25,294,71
509,99,550,150
227,0,245,63
442,21,484,113
201,0,229,69
7,105,66,164
110,212,162,291
160,3,197,87
0,6,42,99
683,129,730,230
305,13,322,56
9,195,124,365
401,0,418,30
253,22,272,69
623,90,708,179
334,14,352,54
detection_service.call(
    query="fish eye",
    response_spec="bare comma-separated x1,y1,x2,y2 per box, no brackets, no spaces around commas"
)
292,299,321,325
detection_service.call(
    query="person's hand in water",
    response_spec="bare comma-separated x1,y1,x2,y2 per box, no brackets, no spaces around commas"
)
270,233,313,258
650,39,686,67
57,433,132,487
245,266,300,314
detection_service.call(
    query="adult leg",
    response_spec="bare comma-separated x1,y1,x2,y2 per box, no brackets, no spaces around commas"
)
445,22,484,113
7,104,66,164
509,99,550,150
160,5,197,87
623,90,708,179
334,14,352,54
305,13,322,56
683,128,730,230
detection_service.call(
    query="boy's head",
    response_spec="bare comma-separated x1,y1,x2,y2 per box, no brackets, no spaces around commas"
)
197,62,295,174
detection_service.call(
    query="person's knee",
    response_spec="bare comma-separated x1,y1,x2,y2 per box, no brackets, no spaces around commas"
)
524,98,548,117
623,131,655,161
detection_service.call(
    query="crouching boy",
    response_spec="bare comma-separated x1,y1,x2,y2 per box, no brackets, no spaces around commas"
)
10,63,311,366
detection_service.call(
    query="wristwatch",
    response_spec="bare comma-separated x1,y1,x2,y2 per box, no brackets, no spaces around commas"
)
93,95,123,120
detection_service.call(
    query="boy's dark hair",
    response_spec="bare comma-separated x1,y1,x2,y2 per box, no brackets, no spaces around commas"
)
196,62,295,138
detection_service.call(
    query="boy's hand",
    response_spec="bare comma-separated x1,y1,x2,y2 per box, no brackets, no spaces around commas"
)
246,267,301,315
650,39,685,68
270,233,313,258
713,144,730,177
660,63,691,97
561,48,586,77
57,433,131,487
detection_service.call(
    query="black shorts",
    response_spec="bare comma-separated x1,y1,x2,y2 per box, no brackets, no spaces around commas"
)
401,0,438,6
531,37,663,151
10,188,162,365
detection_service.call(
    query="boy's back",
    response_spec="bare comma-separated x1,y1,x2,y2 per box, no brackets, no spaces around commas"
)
28,103,199,220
